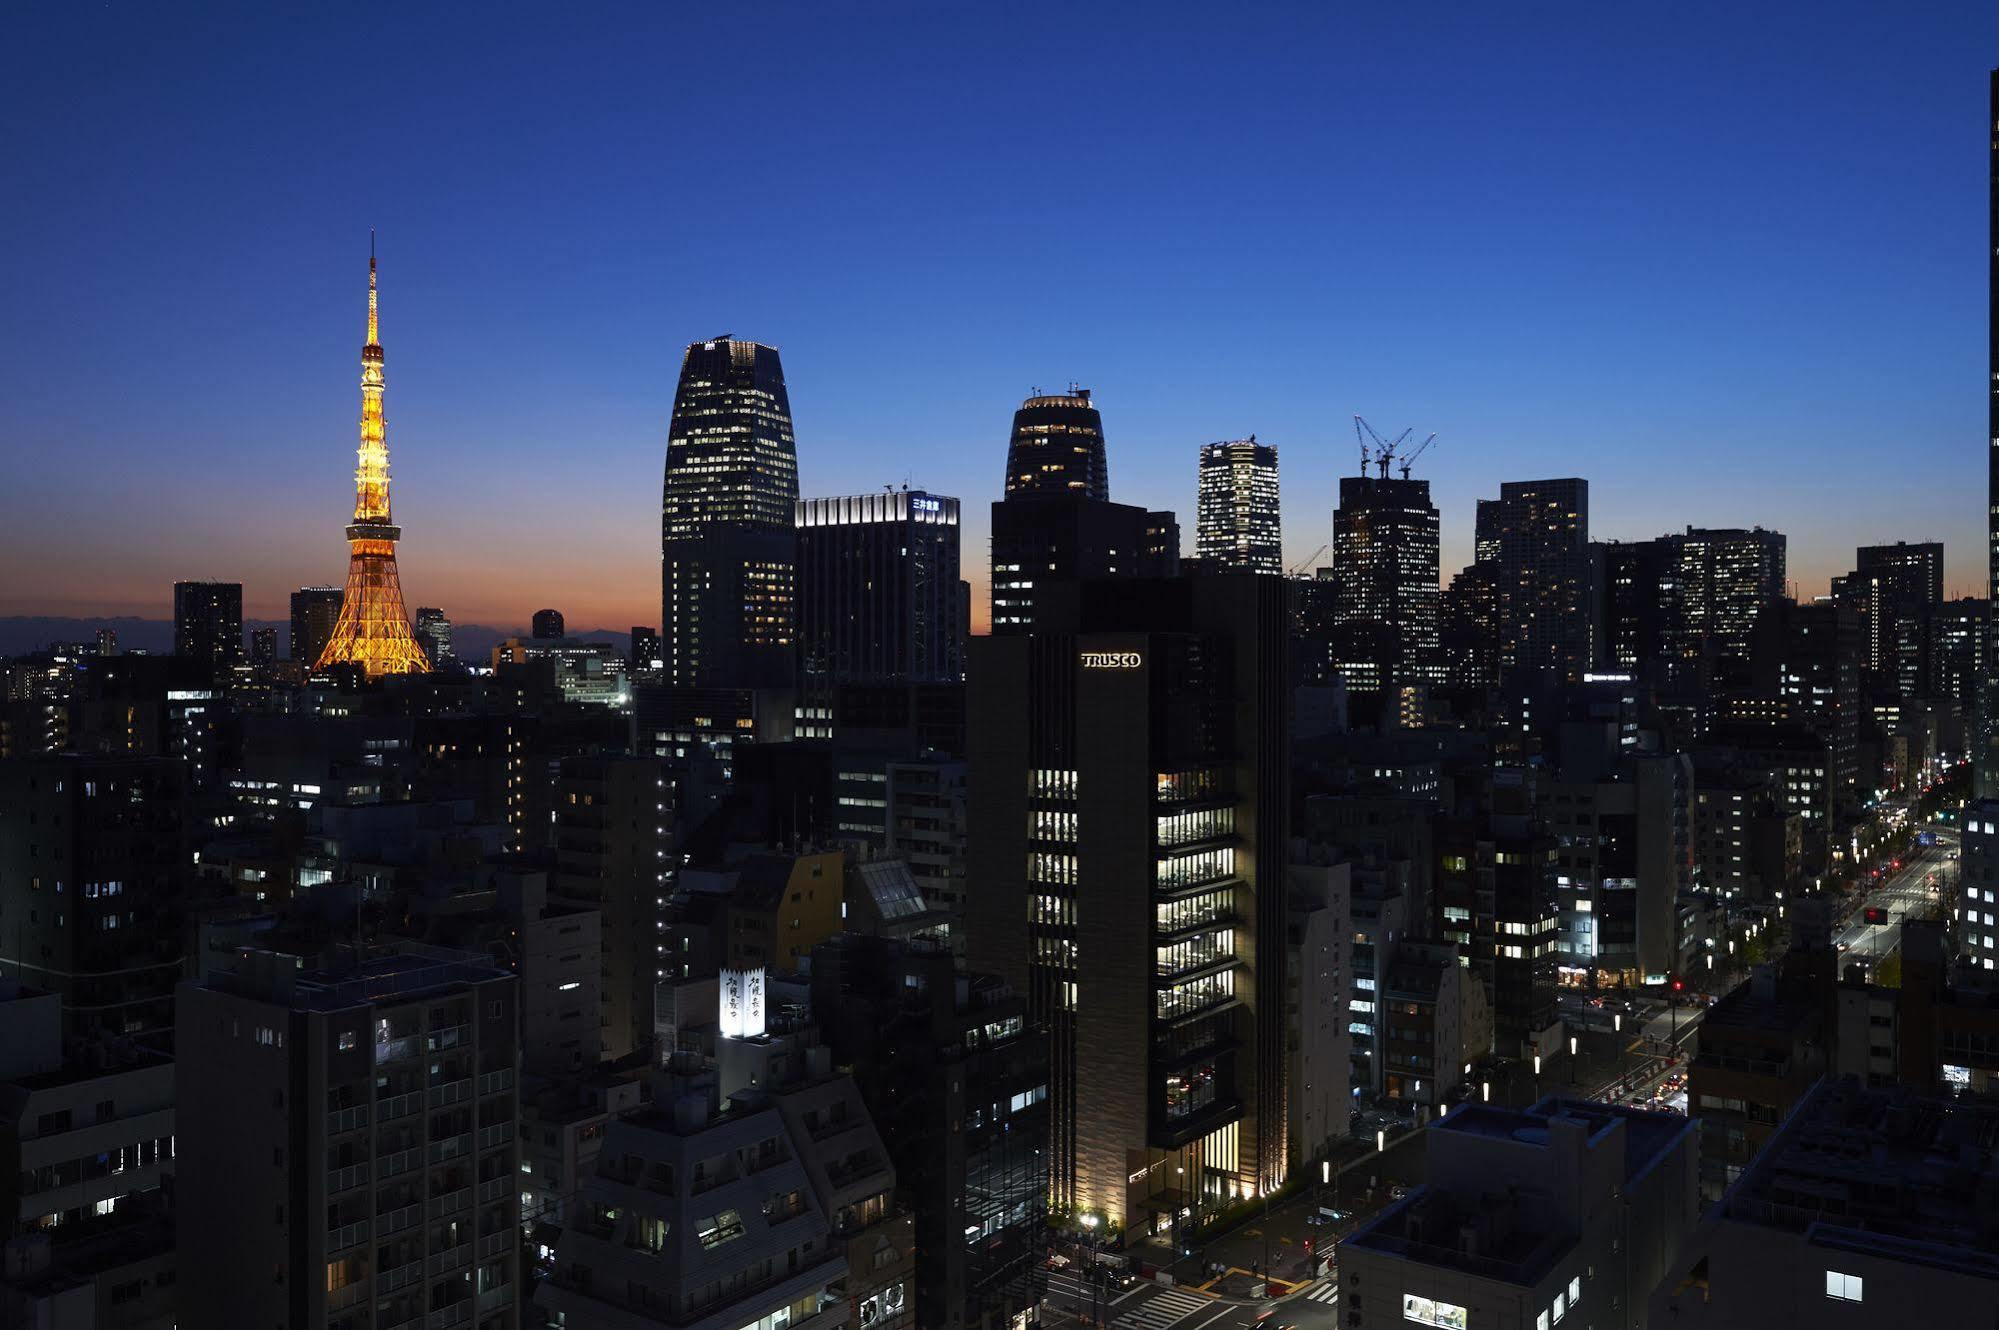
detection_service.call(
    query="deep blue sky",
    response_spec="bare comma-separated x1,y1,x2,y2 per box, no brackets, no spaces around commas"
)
4,1,1994,630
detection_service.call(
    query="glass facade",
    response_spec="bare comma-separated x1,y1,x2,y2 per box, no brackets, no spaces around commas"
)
661,338,799,689
1195,439,1281,574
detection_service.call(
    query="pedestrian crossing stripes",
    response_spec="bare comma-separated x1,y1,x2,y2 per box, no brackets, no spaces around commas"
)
1111,1287,1212,1329
1304,1282,1340,1304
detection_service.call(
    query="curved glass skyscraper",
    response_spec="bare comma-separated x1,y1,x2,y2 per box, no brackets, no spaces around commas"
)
661,337,798,689
1002,388,1109,500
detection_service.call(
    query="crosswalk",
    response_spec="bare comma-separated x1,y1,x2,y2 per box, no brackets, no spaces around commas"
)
1110,1287,1213,1329
1302,1281,1340,1305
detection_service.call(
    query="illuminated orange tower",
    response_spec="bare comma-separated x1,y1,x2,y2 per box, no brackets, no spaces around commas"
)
314,239,431,676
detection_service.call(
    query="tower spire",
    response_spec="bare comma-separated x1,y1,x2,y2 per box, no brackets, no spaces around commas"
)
314,236,431,678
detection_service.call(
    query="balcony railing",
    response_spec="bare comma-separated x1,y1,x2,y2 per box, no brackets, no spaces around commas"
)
326,1219,370,1252
430,1078,473,1108
327,1163,370,1195
378,1203,422,1238
327,1105,370,1136
478,1121,515,1152
379,1090,424,1123
427,1242,470,1276
476,1177,511,1205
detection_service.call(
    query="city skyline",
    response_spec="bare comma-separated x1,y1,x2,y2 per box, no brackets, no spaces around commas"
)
6,5,1998,634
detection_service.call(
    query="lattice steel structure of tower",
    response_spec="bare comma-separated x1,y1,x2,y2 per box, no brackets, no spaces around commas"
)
315,243,431,677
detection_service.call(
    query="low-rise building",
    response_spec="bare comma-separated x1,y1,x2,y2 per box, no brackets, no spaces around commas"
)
1649,1076,1999,1329
1339,1097,1698,1330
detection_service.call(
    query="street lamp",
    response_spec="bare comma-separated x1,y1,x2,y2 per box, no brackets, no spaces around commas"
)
1081,1214,1102,1327
1569,1035,1578,1085
1481,1080,1490,1102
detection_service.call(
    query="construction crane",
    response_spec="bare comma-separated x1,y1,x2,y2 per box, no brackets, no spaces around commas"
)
1398,432,1437,479
1288,542,1328,576
1353,415,1414,478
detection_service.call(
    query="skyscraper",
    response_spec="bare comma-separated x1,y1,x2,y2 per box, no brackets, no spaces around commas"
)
797,489,965,686
413,605,454,665
1473,478,1592,683
1853,540,1943,696
967,572,1290,1224
990,388,1179,634
1666,526,1787,677
1002,387,1109,500
1195,438,1281,574
172,580,242,676
248,626,277,670
289,585,343,664
629,625,660,674
660,337,799,690
1327,473,1441,694
314,244,431,677
530,607,565,640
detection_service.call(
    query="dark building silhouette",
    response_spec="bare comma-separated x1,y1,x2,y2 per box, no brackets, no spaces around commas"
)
0,754,192,1040
812,935,1048,1330
289,584,343,664
660,336,799,691
249,626,277,670
967,572,1290,1226
1850,540,1943,696
1328,474,1440,694
989,389,1177,635
629,625,660,673
1473,478,1592,683
797,490,965,689
172,580,242,677
1002,388,1108,500
530,607,565,640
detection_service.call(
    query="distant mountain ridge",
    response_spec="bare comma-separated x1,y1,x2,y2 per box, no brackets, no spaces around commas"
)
0,617,634,661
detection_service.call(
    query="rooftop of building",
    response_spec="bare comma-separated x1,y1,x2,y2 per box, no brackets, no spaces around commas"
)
207,942,511,1011
1700,968,1821,1035
1719,1076,1999,1277
1344,1097,1693,1286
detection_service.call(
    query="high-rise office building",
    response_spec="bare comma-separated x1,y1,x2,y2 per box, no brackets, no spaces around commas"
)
176,947,520,1329
1473,478,1592,682
1592,539,1674,676
1667,526,1787,676
1002,387,1109,500
990,389,1178,634
1927,598,1987,712
530,607,564,640
660,336,798,690
248,626,277,669
315,245,431,677
1852,540,1943,696
172,580,242,676
629,625,660,674
1327,474,1441,694
1750,599,1862,821
94,626,117,657
797,489,965,687
967,572,1289,1225
414,605,454,665
1195,438,1281,574
290,585,344,664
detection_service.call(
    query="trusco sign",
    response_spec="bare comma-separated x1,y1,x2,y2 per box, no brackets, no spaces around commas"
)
1080,651,1142,669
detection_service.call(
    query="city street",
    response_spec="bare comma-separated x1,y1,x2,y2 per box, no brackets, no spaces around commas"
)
1834,830,1955,965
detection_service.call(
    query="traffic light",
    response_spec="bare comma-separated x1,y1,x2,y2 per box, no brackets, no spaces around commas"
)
1671,977,1683,992
1304,1238,1315,1257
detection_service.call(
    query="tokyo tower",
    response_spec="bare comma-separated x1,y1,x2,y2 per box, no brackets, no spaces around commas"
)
315,239,431,677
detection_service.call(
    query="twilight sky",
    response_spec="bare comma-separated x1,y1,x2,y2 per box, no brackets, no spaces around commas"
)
3,1,1995,633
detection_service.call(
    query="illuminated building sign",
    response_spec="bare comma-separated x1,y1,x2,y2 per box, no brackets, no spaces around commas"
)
719,967,766,1039
912,496,941,514
1080,651,1142,669
1404,1295,1469,1330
